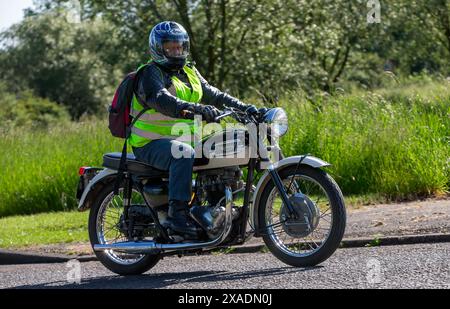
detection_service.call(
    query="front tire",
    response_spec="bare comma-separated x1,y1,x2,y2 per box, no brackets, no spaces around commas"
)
88,180,161,276
258,165,346,267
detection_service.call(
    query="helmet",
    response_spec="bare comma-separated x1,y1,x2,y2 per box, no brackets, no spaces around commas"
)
149,21,190,71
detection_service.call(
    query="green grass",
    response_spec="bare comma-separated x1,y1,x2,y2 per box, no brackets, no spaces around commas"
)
279,78,450,200
0,78,448,218
0,211,89,249
0,120,123,217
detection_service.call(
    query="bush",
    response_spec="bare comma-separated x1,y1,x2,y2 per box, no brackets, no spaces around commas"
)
0,84,70,130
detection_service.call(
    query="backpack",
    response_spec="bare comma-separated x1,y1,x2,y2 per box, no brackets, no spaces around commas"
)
108,64,150,138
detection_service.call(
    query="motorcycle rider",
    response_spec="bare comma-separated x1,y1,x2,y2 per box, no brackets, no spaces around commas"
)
130,21,258,238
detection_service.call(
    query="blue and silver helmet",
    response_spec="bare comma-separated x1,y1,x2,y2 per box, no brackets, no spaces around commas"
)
149,21,190,71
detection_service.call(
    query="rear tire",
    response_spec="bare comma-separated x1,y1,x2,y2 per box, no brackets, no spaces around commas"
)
258,165,346,267
88,180,161,276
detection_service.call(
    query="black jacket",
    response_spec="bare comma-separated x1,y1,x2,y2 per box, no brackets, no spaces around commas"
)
134,62,248,119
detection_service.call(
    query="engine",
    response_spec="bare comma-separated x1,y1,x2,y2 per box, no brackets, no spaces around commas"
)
195,166,244,207
189,166,244,239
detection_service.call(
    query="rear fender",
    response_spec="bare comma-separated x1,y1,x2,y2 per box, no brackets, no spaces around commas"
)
78,169,117,212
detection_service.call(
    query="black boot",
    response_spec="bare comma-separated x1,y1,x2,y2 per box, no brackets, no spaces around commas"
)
166,200,199,239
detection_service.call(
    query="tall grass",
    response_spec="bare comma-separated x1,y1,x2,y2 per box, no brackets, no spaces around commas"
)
0,79,448,217
0,120,122,217
280,78,450,200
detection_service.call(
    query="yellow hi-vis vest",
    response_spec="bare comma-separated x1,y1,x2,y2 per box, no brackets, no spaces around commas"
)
128,64,203,148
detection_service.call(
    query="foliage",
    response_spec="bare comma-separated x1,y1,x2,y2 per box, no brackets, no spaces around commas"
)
0,82,69,130
1,1,449,116
0,8,123,119
279,77,450,200
0,1,448,218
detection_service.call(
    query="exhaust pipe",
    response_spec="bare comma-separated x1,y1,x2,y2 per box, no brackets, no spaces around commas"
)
94,186,234,254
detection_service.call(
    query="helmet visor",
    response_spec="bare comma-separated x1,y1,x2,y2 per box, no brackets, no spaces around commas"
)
162,40,190,58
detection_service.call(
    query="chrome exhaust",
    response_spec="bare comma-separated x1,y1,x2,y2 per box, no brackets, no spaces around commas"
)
94,186,234,254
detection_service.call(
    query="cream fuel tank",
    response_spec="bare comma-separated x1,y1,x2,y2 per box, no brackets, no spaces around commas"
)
193,128,251,171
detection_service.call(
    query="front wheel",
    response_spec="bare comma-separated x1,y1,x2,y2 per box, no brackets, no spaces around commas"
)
88,180,161,276
258,165,346,267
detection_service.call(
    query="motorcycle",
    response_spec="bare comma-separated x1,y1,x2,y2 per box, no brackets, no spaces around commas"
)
76,107,346,275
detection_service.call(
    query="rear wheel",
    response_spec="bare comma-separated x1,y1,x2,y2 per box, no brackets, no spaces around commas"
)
88,180,161,276
258,165,346,267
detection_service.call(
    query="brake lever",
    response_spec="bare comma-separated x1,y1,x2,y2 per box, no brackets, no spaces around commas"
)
214,110,234,122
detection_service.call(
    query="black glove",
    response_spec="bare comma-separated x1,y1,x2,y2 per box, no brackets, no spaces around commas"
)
189,104,221,123
202,105,222,123
245,105,258,116
245,105,268,118
258,107,269,116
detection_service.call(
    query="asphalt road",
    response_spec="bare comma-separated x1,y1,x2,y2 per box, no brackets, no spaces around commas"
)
1,242,450,289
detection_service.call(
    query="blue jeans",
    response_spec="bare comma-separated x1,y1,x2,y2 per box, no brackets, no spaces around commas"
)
132,139,195,202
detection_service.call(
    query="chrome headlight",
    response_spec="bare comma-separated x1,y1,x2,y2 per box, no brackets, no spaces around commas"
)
263,107,289,137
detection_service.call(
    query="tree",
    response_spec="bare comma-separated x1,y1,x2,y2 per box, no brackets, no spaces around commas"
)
0,7,123,118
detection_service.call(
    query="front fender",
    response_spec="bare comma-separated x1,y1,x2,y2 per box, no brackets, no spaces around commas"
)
78,168,118,211
250,155,331,237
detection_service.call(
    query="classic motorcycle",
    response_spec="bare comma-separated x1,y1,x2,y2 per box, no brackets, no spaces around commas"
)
76,107,346,275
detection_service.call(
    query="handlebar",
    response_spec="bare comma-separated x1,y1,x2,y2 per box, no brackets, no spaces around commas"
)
181,106,261,124
214,110,234,122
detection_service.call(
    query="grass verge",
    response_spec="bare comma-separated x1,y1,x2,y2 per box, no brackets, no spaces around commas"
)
0,211,89,249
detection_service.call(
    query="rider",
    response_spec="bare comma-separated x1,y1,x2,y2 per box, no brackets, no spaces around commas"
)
130,21,257,238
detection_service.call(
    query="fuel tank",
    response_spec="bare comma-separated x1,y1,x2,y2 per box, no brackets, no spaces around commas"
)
193,129,251,171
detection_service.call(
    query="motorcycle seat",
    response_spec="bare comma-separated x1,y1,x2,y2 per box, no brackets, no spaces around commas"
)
102,153,168,177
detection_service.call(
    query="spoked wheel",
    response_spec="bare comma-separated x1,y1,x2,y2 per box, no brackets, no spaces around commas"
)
88,181,161,276
258,165,346,267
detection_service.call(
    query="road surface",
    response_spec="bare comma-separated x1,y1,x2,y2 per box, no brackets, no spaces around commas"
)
1,242,449,289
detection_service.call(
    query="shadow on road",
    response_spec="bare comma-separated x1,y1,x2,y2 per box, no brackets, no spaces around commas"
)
12,265,322,289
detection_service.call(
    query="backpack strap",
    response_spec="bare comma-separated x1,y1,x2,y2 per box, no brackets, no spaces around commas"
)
113,63,152,196
113,108,150,195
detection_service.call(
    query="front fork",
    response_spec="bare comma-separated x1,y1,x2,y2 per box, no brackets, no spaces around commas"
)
265,146,305,219
267,164,298,218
